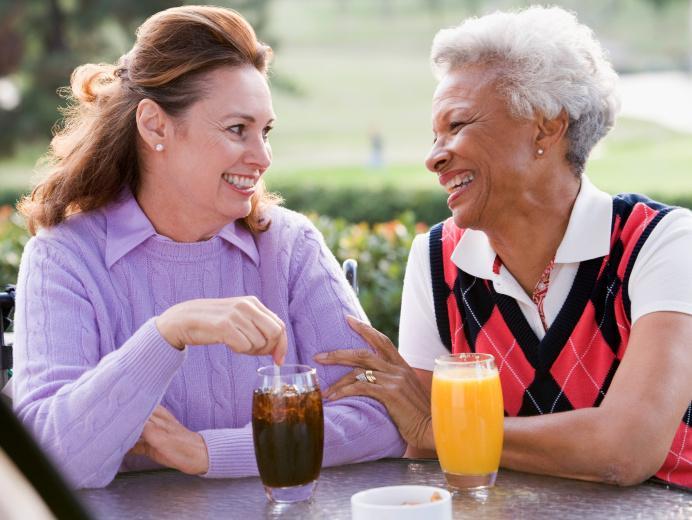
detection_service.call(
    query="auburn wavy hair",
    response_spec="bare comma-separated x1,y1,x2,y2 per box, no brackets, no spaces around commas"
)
18,5,280,235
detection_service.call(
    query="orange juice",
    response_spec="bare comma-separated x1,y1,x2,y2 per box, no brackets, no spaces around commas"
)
431,361,504,480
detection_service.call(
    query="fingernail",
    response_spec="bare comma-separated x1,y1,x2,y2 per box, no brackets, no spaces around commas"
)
313,353,327,361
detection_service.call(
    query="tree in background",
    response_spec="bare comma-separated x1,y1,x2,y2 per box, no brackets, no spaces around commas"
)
0,0,274,156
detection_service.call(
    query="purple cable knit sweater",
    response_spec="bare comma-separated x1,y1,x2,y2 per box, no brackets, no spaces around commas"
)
12,192,405,489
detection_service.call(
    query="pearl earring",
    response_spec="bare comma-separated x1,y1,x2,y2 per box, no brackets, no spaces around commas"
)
537,148,544,156
155,144,164,152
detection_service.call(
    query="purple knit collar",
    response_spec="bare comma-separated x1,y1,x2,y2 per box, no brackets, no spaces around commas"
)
103,190,259,268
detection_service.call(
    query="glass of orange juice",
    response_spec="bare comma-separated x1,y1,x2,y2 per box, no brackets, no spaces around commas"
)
431,353,504,490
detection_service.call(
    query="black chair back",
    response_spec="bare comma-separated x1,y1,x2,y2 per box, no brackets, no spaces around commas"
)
0,397,92,519
1,285,15,391
342,259,358,295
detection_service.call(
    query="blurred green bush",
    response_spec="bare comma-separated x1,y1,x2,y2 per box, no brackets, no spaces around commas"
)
0,190,24,208
3,184,692,226
0,207,28,286
309,211,425,341
3,184,691,339
0,206,424,342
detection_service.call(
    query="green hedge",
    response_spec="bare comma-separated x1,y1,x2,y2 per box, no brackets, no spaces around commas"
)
0,207,418,341
269,183,692,224
3,185,692,225
0,207,28,286
0,189,24,208
270,184,451,225
311,212,422,341
3,186,692,340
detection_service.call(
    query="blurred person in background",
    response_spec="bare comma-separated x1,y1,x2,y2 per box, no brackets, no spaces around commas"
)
317,6,692,488
12,5,404,489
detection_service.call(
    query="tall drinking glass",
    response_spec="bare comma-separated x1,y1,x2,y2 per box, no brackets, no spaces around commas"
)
252,364,324,503
431,353,504,490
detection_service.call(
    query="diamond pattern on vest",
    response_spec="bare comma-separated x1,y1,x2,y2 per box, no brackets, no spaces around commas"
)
590,244,624,355
550,305,615,410
429,194,691,487
454,271,495,349
661,404,692,484
473,308,537,417
519,371,573,416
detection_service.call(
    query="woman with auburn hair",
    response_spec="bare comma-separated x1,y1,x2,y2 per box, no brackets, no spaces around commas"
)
318,6,692,488
13,5,404,489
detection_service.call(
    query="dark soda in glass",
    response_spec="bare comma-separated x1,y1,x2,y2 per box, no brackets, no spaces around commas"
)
252,385,324,488
252,365,324,502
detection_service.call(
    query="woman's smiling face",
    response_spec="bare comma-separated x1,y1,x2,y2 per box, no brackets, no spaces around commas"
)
144,65,275,236
425,65,537,232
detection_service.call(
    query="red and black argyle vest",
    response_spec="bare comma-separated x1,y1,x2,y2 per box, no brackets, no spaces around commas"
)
429,193,691,488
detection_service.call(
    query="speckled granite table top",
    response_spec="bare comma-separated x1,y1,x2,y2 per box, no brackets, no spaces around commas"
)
80,458,691,519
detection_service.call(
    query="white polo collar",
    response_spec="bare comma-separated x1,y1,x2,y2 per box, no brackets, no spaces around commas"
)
450,176,613,279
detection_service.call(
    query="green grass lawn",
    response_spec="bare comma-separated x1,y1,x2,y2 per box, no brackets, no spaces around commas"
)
2,116,690,202
263,116,692,199
1,0,690,202
587,119,692,196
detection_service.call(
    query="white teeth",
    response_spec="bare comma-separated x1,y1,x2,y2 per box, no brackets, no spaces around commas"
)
444,173,474,193
222,173,257,189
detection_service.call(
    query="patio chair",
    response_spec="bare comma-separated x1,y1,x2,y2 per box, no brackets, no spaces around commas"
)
0,261,358,518
0,257,357,381
0,389,92,519
0,260,358,400
1,285,14,407
0,284,91,518
342,258,359,295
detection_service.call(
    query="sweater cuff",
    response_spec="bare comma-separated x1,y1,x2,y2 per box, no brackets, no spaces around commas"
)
198,423,258,479
115,318,187,393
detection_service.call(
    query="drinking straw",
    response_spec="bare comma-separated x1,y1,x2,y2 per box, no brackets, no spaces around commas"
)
273,363,281,392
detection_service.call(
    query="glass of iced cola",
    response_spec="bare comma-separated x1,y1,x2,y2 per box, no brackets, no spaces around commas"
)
252,364,324,503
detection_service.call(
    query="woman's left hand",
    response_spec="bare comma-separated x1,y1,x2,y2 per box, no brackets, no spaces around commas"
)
129,405,209,475
314,315,434,450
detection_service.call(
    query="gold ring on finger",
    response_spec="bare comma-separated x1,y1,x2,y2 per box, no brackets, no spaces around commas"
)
364,369,377,384
355,371,368,383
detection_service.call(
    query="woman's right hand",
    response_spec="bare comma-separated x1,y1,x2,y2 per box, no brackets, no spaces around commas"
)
315,316,435,450
155,296,287,364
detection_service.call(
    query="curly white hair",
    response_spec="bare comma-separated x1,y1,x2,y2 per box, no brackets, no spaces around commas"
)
431,6,620,175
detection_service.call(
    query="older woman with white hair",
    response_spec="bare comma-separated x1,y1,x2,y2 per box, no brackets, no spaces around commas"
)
317,6,692,488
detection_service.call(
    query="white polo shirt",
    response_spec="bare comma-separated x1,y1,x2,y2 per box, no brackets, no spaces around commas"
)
399,177,692,371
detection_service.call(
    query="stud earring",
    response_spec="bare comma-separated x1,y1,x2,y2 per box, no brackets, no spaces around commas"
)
536,148,544,156
155,144,164,152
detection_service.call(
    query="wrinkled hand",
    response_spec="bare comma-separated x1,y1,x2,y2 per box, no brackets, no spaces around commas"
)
314,315,434,450
156,296,287,364
129,406,209,475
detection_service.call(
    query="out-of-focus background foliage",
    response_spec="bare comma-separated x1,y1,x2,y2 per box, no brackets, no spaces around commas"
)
1,0,691,340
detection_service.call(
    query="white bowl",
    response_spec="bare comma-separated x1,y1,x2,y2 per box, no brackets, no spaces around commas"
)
351,485,452,520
